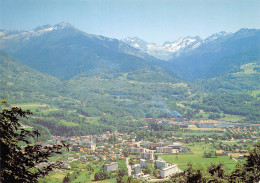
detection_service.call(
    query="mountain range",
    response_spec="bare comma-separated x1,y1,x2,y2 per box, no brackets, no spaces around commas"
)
122,36,202,61
122,32,232,61
123,30,260,80
167,28,260,79
0,22,162,80
0,22,259,136
1,22,259,81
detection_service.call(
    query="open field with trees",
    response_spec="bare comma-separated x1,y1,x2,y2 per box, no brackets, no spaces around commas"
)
159,142,237,171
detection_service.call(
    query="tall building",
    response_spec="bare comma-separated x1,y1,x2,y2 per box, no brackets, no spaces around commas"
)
160,165,179,178
104,162,118,172
140,151,154,160
156,147,179,154
156,160,169,169
127,147,146,154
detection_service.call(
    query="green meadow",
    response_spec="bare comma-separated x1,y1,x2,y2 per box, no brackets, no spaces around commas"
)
159,142,237,172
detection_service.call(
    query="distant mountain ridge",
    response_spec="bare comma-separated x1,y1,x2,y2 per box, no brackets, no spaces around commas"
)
0,22,73,40
167,28,260,79
0,22,166,80
121,32,233,61
0,22,259,81
122,36,202,60
122,29,260,80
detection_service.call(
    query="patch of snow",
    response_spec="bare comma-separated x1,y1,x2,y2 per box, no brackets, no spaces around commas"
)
122,36,202,60
132,43,140,48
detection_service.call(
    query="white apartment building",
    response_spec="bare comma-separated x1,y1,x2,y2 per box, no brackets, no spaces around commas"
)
160,165,179,178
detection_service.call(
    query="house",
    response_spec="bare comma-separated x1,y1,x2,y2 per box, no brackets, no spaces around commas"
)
168,143,188,152
172,149,179,154
109,154,115,158
169,143,182,150
67,157,75,162
140,159,148,168
100,156,106,161
238,155,244,159
72,144,81,151
62,164,71,170
216,150,225,156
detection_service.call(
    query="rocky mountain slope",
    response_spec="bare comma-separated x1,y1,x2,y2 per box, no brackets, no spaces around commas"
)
0,22,166,80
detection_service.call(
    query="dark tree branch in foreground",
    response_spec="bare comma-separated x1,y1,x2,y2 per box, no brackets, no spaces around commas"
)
0,102,68,183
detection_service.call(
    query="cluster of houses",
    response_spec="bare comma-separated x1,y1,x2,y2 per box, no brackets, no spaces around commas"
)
39,132,188,180
128,158,181,180
99,140,186,180
126,142,188,155
124,142,184,180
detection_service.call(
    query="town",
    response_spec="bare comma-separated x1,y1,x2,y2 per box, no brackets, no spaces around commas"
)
37,118,259,183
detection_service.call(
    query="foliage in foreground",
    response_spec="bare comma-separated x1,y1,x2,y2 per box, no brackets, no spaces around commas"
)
0,102,67,183
169,143,260,183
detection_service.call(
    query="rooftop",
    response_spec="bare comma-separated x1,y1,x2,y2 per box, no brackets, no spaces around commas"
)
162,165,178,171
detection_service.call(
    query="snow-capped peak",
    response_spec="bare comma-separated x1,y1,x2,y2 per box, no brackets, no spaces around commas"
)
0,22,74,42
122,37,153,51
34,22,73,32
162,36,202,52
122,36,202,60
54,22,73,29
204,31,231,42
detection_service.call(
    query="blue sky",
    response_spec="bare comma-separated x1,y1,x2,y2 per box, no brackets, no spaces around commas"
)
1,0,260,44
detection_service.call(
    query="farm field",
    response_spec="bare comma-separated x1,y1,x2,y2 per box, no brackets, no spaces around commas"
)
175,131,224,137
188,125,223,131
11,103,59,113
12,103,48,107
220,140,239,145
159,142,237,172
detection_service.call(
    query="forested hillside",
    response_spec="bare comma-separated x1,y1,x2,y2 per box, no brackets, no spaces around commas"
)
1,24,259,137
0,50,61,102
